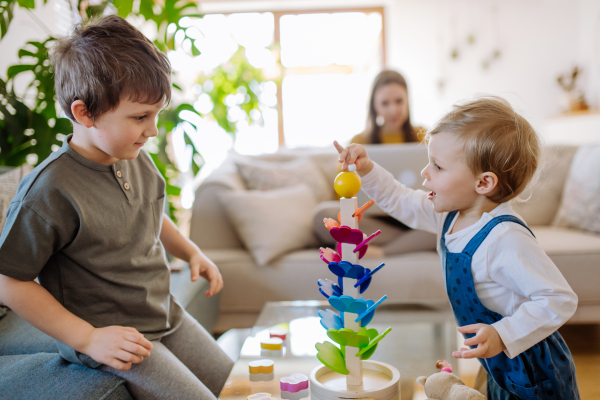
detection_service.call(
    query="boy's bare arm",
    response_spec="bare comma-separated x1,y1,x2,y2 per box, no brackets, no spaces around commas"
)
159,214,224,296
0,274,152,370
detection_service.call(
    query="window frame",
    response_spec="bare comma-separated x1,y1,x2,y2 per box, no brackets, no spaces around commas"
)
205,6,387,146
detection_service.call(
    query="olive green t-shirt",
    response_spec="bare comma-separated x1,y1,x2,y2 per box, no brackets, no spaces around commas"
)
0,136,184,343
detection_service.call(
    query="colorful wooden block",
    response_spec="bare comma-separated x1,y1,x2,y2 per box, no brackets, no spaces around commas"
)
247,393,276,400
260,337,283,350
269,328,287,341
280,373,309,393
280,389,309,400
249,372,274,382
248,359,274,374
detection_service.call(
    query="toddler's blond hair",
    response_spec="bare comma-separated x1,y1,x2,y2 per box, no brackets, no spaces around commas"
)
426,97,540,203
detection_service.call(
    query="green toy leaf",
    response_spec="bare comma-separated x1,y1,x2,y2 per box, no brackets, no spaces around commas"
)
356,327,392,358
327,328,370,348
316,341,349,375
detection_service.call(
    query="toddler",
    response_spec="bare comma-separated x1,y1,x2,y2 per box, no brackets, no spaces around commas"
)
335,97,580,400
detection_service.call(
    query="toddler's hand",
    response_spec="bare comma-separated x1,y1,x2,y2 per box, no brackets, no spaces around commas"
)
83,326,152,371
452,324,506,359
189,251,224,297
333,141,374,176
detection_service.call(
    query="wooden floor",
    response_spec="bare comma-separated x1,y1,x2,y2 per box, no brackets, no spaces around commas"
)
559,324,600,399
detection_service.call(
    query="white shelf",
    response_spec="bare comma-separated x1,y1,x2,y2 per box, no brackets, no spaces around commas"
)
543,112,600,145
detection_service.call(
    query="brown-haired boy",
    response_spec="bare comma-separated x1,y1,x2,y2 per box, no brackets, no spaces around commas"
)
335,97,580,399
0,15,233,400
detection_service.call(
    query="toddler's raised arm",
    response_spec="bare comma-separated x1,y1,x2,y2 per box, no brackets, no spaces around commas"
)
334,141,440,234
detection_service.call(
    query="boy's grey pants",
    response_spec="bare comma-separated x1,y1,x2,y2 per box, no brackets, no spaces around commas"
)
99,312,234,400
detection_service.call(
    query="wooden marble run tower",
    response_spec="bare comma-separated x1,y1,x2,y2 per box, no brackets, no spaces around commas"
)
309,165,401,400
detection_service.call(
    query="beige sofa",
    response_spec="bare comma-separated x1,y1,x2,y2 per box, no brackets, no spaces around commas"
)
190,144,600,331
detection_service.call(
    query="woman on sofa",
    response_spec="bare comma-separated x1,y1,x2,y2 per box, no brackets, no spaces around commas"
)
350,69,425,145
315,70,435,254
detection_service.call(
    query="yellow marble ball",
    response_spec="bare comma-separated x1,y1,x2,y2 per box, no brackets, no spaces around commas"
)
334,167,361,198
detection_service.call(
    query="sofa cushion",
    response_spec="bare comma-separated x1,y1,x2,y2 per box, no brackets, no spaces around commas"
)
512,145,577,226
206,248,446,313
0,353,132,400
0,311,57,356
236,157,333,202
531,225,600,304
220,184,318,266
552,145,600,234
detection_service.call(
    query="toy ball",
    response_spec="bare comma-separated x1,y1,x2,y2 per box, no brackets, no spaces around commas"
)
334,169,361,198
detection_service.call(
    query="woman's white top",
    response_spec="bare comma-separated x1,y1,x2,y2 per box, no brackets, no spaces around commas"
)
361,162,578,358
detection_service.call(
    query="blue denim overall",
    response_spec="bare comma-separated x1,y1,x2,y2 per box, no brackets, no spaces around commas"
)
441,211,580,400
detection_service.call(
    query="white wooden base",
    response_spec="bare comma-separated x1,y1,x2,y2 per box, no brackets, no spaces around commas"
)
310,360,400,400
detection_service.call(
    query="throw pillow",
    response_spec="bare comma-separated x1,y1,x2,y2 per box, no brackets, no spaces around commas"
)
236,157,333,203
0,165,33,233
552,145,600,234
220,184,318,266
512,145,578,226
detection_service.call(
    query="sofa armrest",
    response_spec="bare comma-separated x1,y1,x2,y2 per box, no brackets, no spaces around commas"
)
190,162,246,250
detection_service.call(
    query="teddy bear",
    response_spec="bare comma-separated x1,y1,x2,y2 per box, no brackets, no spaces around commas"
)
416,360,485,400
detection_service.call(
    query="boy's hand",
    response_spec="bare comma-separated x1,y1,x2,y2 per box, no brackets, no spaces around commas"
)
189,251,224,297
83,326,153,371
333,141,374,176
452,324,506,359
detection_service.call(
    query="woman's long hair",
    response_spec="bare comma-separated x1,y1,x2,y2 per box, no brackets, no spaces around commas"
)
366,70,418,144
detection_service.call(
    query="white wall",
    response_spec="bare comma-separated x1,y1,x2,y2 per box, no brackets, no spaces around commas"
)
386,0,584,132
199,0,594,134
576,0,600,112
1,0,597,135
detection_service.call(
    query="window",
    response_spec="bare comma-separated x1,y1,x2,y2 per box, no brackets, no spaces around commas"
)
188,8,385,153
278,10,385,148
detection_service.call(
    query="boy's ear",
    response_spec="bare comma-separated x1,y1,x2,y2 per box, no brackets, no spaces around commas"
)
475,171,498,195
71,100,94,128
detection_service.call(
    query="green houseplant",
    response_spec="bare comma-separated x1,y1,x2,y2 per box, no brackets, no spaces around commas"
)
0,0,271,215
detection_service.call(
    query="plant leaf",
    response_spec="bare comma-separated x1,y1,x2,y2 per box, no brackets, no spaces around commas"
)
7,64,35,79
112,0,133,18
16,0,35,8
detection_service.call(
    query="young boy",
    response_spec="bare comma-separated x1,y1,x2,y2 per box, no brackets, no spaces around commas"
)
335,97,580,399
0,16,233,400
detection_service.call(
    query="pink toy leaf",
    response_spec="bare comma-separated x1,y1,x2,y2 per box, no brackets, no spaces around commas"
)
354,230,381,253
337,242,368,260
319,248,341,264
329,226,364,244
